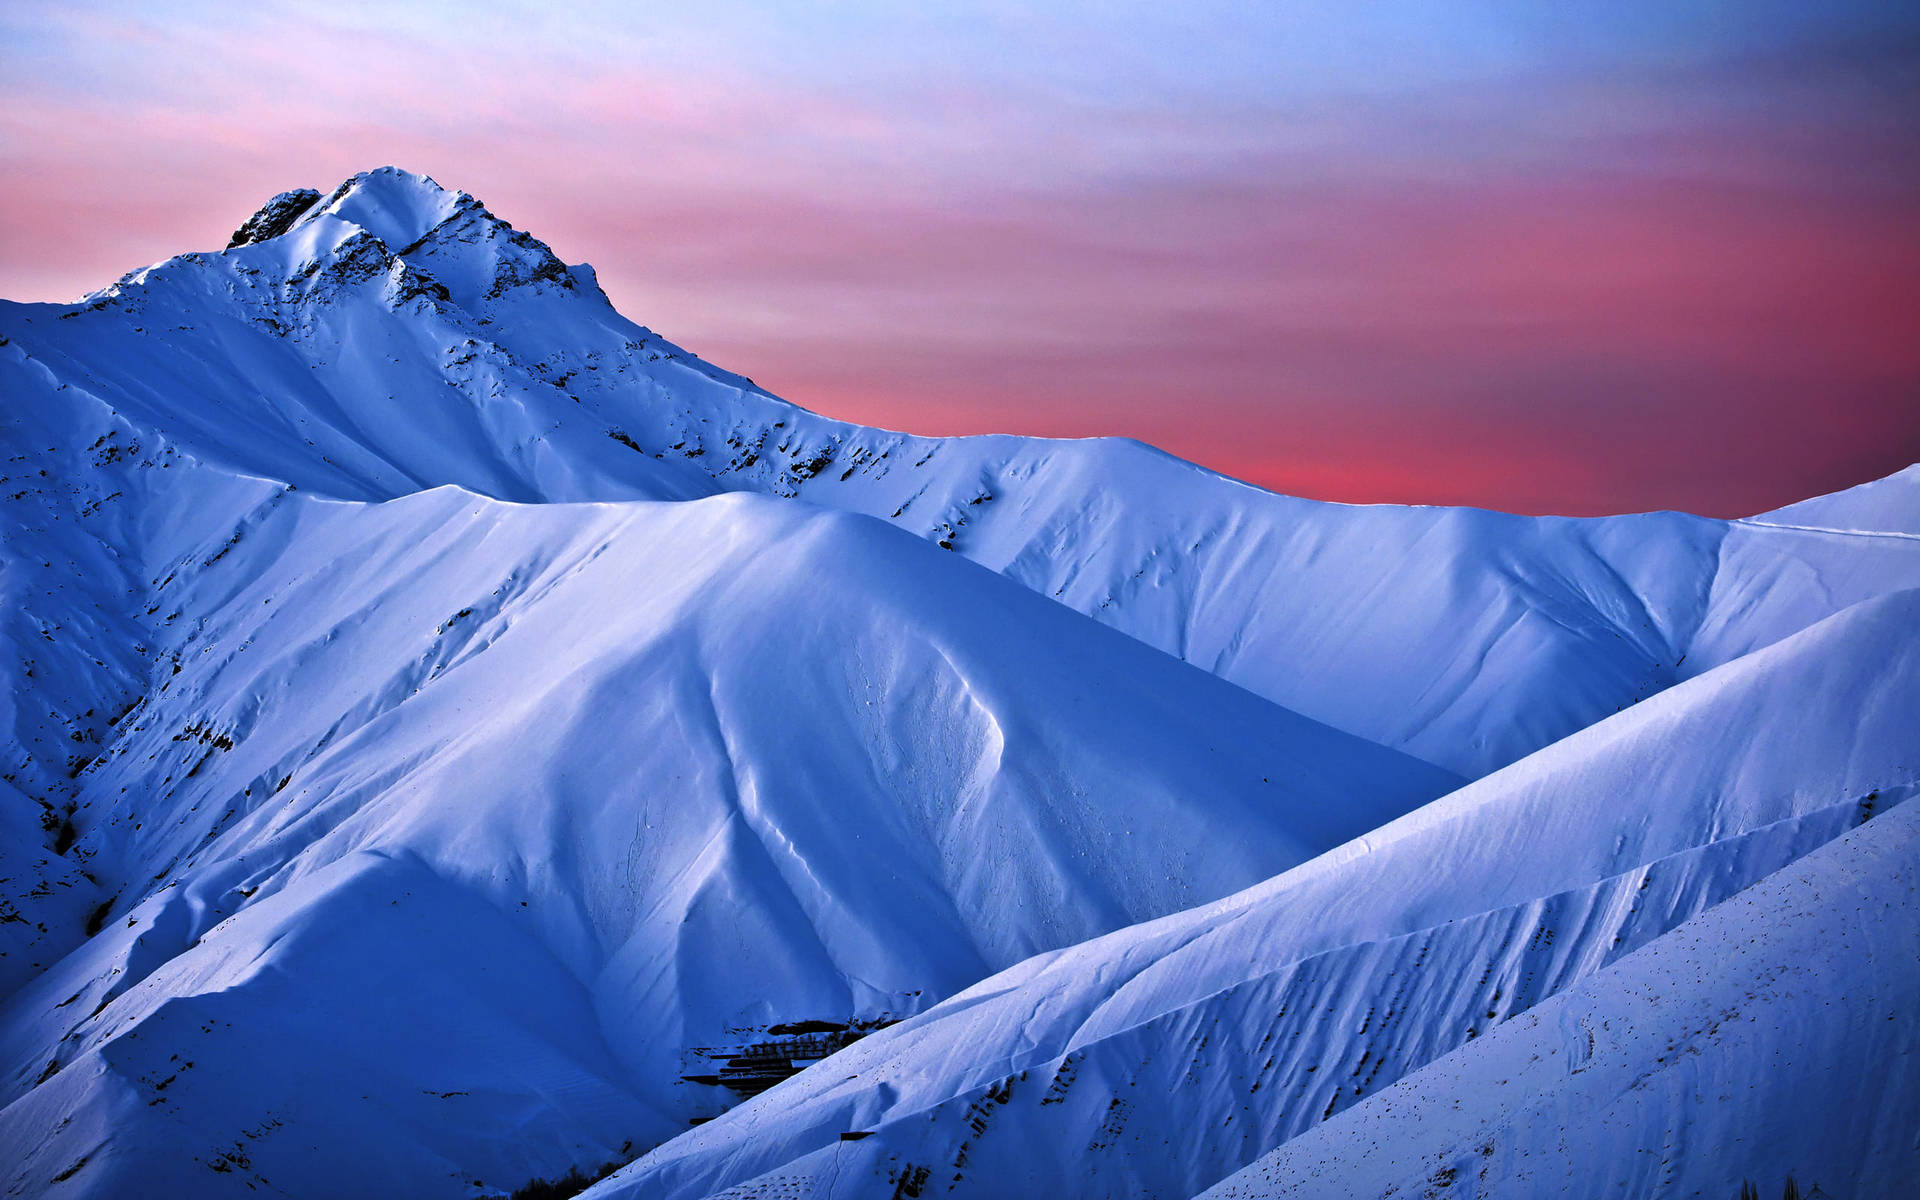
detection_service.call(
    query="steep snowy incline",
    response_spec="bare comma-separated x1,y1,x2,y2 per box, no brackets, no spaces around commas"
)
6,168,1916,775
3,170,721,506
582,588,1920,1200
1752,462,1920,535
1198,796,1920,1200
0,338,287,1000
0,376,1452,1197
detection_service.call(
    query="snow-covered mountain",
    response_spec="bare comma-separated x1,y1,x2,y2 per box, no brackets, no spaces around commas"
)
13,168,1914,778
0,333,1452,1195
2,167,1915,1198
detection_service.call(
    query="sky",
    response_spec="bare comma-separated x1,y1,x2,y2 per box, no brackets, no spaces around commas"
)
3,2,1917,516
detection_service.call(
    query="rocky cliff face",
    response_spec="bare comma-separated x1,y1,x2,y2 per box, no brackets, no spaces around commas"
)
226,188,322,248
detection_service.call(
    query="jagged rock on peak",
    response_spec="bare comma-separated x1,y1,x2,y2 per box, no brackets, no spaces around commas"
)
227,188,322,248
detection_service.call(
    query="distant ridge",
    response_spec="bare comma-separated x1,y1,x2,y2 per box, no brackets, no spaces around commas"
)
10,166,1918,774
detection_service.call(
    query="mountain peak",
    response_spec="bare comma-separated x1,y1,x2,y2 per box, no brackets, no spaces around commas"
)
307,167,475,254
224,168,477,259
213,167,585,312
227,188,322,248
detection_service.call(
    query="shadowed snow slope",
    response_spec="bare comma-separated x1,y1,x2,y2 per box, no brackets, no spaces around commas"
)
582,590,1920,1200
6,168,1917,776
0,350,1451,1196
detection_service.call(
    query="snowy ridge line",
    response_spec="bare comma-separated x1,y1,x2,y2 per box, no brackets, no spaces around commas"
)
592,785,1909,1200
1058,784,1913,1066
1731,518,1920,542
687,787,1895,1160
1196,793,1920,1200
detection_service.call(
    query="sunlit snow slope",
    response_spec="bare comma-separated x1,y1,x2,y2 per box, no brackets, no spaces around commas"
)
2,167,1917,1199
1197,796,1920,1200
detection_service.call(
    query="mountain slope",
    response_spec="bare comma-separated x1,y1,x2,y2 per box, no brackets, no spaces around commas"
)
1754,462,1920,536
1198,794,1920,1200
581,589,1920,1200
0,372,1452,1197
7,169,1917,776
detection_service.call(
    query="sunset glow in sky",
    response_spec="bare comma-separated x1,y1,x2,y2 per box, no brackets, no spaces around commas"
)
4,2,1917,515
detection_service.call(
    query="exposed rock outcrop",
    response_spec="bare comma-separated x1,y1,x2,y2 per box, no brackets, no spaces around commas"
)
226,188,322,248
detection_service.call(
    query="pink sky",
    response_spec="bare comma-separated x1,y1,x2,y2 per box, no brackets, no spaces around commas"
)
3,3,1917,515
